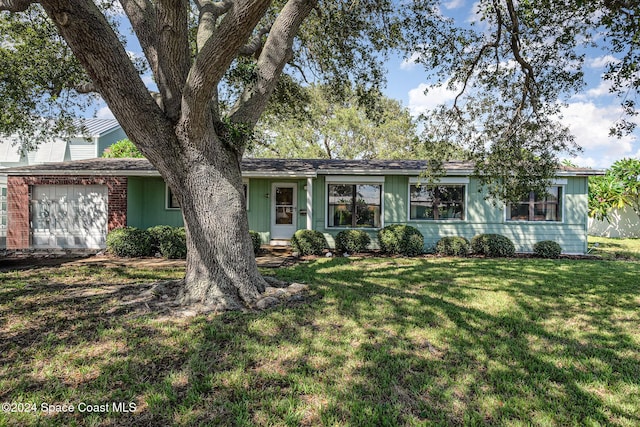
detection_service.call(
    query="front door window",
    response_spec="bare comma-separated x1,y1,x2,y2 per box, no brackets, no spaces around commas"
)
275,187,294,225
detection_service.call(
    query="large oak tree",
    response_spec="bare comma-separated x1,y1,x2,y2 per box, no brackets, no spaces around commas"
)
0,0,637,310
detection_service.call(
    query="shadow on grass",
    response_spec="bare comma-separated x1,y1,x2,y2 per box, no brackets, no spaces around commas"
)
1,257,639,425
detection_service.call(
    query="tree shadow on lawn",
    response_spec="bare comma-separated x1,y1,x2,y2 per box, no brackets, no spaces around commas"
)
1,257,639,425
265,257,640,425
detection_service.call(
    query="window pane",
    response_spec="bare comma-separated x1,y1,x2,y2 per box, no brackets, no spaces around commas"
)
507,187,562,221
275,206,294,224
275,187,293,205
327,184,381,228
328,184,353,227
167,188,180,209
508,203,530,221
275,186,295,225
355,184,381,227
410,185,465,220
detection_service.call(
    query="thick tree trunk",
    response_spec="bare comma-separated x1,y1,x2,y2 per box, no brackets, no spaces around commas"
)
168,136,267,311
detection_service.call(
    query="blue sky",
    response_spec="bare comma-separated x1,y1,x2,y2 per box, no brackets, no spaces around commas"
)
93,0,639,169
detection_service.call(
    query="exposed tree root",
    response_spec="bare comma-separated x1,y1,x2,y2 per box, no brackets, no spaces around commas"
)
106,276,310,319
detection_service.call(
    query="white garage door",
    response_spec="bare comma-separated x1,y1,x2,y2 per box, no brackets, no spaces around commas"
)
31,184,108,249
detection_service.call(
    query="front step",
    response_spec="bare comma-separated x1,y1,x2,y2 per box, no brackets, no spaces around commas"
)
269,239,291,247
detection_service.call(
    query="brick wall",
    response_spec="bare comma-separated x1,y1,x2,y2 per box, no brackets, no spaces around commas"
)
6,175,128,249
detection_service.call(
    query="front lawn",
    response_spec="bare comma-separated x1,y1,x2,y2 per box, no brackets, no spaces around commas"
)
589,236,640,261
1,256,639,426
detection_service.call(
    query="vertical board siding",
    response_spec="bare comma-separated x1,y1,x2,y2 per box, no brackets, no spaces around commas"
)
126,175,590,254
126,177,183,229
315,175,589,254
247,179,270,243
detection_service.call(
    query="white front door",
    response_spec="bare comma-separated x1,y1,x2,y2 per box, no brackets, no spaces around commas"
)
271,183,297,240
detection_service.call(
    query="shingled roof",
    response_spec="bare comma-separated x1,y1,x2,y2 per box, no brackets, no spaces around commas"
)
1,157,600,177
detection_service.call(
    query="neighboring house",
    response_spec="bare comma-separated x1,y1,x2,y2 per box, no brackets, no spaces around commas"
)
2,157,601,254
588,205,640,238
0,119,125,249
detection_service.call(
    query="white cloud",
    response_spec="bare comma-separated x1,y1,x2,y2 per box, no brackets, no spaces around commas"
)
589,55,621,69
559,101,638,168
400,52,421,71
466,2,482,24
96,106,115,119
407,83,459,116
563,155,598,168
586,79,614,98
444,0,465,9
570,78,614,102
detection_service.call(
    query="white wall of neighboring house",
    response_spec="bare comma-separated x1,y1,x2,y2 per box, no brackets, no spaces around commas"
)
0,119,123,170
588,205,640,238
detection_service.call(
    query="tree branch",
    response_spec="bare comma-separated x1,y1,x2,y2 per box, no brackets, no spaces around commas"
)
156,0,190,121
195,0,233,52
229,0,317,128
39,0,174,168
505,0,538,116
119,0,159,77
453,0,502,113
183,0,271,135
0,0,32,12
238,24,272,57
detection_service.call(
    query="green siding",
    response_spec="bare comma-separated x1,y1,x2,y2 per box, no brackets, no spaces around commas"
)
127,175,590,254
247,179,270,243
397,176,588,254
315,175,589,254
383,175,406,224
127,177,183,229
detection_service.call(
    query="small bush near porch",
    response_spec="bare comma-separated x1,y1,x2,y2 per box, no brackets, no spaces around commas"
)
1,255,639,425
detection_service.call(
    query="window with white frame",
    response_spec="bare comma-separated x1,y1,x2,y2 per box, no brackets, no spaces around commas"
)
166,186,180,209
327,183,382,228
506,186,563,222
409,184,466,220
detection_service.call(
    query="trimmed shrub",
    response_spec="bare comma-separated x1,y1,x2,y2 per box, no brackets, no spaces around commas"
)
106,226,153,257
249,230,262,255
147,225,187,259
533,240,562,258
335,229,371,253
291,229,327,256
160,227,187,259
378,224,424,256
435,236,470,257
471,234,515,257
147,225,174,253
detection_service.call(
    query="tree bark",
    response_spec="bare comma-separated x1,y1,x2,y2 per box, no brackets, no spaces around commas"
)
166,131,267,310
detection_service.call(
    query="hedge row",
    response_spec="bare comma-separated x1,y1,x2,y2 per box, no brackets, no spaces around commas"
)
107,227,263,258
434,234,562,258
107,226,563,259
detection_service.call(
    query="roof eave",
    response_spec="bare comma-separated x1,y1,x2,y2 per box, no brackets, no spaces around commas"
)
4,169,161,177
318,168,476,176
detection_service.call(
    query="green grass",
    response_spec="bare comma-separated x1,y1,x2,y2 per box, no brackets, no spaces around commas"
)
589,236,640,260
1,256,639,426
